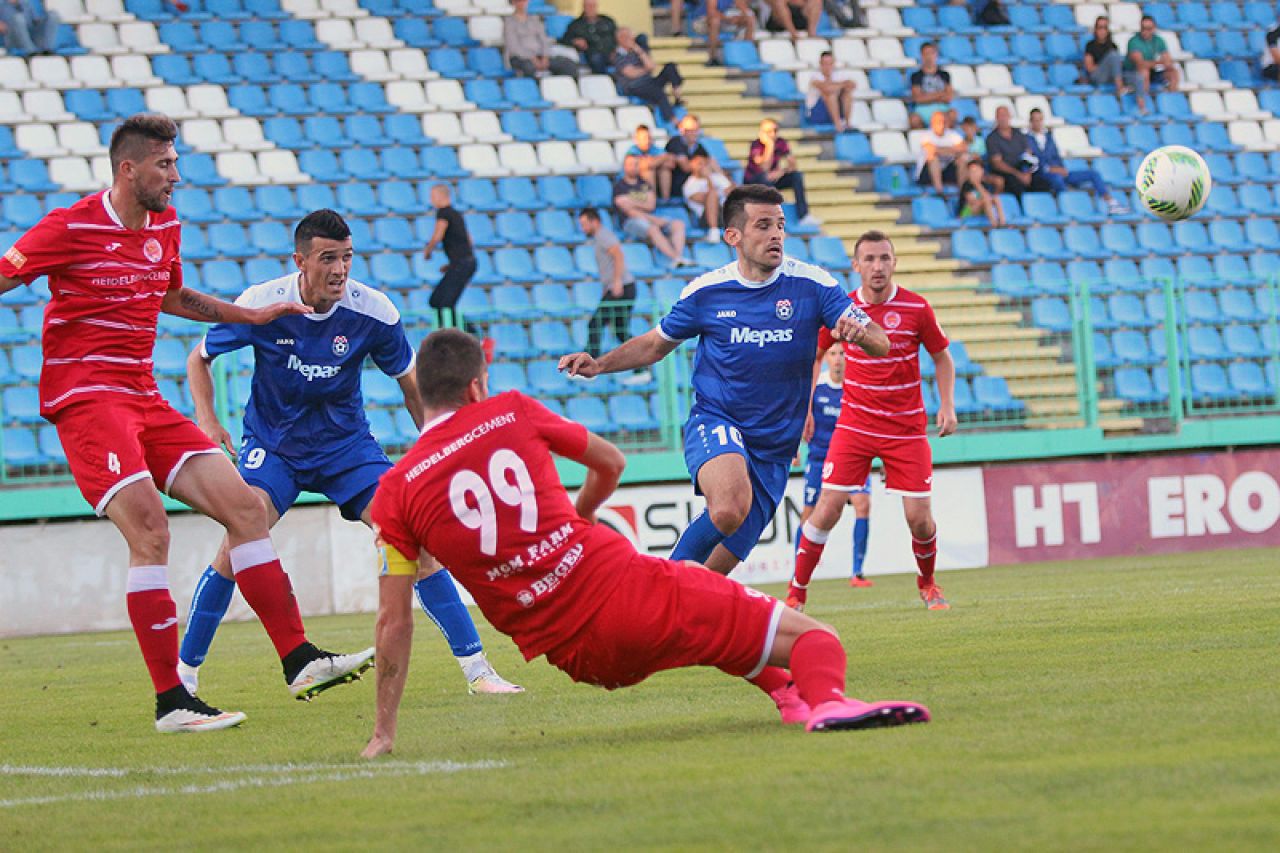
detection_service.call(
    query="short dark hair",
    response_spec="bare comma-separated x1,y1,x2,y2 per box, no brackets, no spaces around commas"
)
579,207,601,222
1094,15,1109,25
294,209,351,252
961,115,977,124
920,41,937,52
853,229,895,256
820,50,833,60
108,113,178,172
1141,14,1154,24
1029,108,1043,117
723,185,785,231
416,329,486,408
634,124,650,133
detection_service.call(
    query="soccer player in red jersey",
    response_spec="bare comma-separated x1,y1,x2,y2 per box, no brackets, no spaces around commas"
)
0,114,375,733
361,330,931,757
788,231,958,611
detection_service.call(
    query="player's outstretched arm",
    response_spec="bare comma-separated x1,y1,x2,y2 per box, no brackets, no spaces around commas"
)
836,317,891,357
564,433,626,523
161,287,312,325
932,348,959,437
362,555,418,759
0,274,22,298
558,328,678,378
186,344,236,455
396,373,426,431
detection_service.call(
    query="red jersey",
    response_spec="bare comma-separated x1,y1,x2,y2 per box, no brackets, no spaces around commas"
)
819,285,948,439
370,390,631,660
0,190,183,417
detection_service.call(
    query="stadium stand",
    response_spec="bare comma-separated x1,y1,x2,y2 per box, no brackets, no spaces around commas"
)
1,0,1278,480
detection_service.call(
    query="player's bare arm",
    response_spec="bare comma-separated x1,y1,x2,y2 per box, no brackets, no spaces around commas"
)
161,287,312,325
186,343,236,455
564,433,626,523
363,547,418,759
397,373,427,431
932,347,959,437
832,310,890,357
0,273,21,296
802,350,823,445
558,328,678,378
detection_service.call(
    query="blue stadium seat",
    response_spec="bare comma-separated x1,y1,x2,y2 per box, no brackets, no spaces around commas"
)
1220,288,1261,323
382,150,430,182
834,133,880,166
534,245,578,281
207,186,256,223
273,52,318,84
610,394,660,431
1186,325,1224,361
535,210,578,244
434,17,477,47
467,46,509,79
867,68,907,98
543,110,589,141
723,40,767,71
990,229,1035,262
1112,329,1156,365
181,226,215,260
1025,228,1072,261
372,218,417,252
973,376,1023,414
463,213,502,249
760,71,804,103
208,223,254,259
2,385,41,423
422,147,467,178
342,148,390,181
504,77,552,109
531,319,575,355
1223,324,1265,359
466,79,514,111
1109,293,1152,328
501,111,547,143
1061,225,1107,261
622,243,658,277
1091,125,1135,156
494,212,538,247
1114,367,1162,404
393,18,439,48
1097,259,1139,293
244,257,285,282
1191,363,1232,402
336,184,386,217
269,83,311,116
498,177,541,211
313,51,359,83
953,230,995,263
302,115,352,150
1185,290,1223,323
536,175,580,209
1136,223,1176,256
810,237,851,269
486,361,527,395
193,52,238,85
1195,122,1238,154
566,396,610,431
1031,298,1071,332
381,115,429,148
200,20,246,50
351,82,394,114
262,116,306,150
457,178,505,212
429,47,472,78
992,264,1034,297
1245,219,1280,250
9,160,57,192
494,249,541,284
2,427,42,467
1228,362,1270,397
296,183,338,212
938,34,976,62
242,20,284,50
379,181,424,216
248,221,291,255
2,196,44,230
913,197,960,228
307,82,353,115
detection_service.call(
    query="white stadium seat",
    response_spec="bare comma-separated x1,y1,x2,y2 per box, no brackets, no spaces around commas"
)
0,92,32,124
1074,3,1106,28
354,18,398,49
50,157,101,192
222,118,272,152
217,151,265,184
259,150,307,184
16,124,66,158
869,130,911,163
795,39,831,67
71,56,117,89
187,85,235,119
536,140,586,175
945,65,982,96
425,112,471,145
58,122,106,156
350,49,399,82
111,55,162,88
1162,32,1191,61
975,64,1022,96
1264,119,1280,145
77,23,122,53
1189,91,1233,123
1227,120,1275,152
118,22,165,54
475,0,513,11
979,96,1016,123
22,90,73,122
1109,2,1143,31
85,0,131,21
182,118,231,152
575,140,618,174
1223,90,1267,121
576,107,625,140
870,98,910,130
47,0,91,24
0,58,36,91
389,49,435,81
424,79,470,111
315,19,361,50
145,87,196,121
30,56,75,89
867,38,913,68
387,81,432,112
865,7,909,36
831,38,870,68
468,15,504,46
614,105,658,136
498,142,549,176
281,0,324,18
91,155,112,186
759,39,806,71
458,143,510,177
321,0,368,16
579,75,627,106
848,100,882,131
1014,95,1057,124
1054,126,1102,157
461,111,512,144
1183,61,1229,91
541,76,588,109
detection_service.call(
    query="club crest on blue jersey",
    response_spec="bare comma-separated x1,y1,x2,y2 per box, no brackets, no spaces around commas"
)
775,299,793,320
333,335,349,356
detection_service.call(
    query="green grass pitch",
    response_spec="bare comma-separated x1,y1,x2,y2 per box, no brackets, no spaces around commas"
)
2,548,1278,850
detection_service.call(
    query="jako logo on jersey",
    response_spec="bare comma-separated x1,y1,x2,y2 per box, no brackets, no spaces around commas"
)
143,237,163,263
883,311,902,330
332,335,349,356
715,309,737,318
287,353,342,381
776,299,793,320
276,338,295,345
730,327,794,347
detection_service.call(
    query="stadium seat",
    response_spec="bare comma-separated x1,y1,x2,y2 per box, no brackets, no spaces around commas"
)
1114,367,1163,404
1031,298,1072,333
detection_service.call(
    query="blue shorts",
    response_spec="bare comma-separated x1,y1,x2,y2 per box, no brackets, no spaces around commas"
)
683,413,791,561
803,452,870,507
238,432,392,521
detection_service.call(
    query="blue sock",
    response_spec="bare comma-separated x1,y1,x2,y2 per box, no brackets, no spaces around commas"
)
179,566,235,667
852,517,870,578
414,570,483,657
670,510,727,563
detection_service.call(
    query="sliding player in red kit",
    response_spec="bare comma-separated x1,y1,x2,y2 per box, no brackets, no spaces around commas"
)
788,231,958,611
362,330,931,756
0,114,374,733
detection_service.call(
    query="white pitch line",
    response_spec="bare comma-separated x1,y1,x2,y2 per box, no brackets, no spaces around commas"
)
0,760,508,808
0,760,481,778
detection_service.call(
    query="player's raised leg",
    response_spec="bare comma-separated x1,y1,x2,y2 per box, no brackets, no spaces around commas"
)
168,453,374,700
670,450,752,569
904,496,948,610
103,478,245,733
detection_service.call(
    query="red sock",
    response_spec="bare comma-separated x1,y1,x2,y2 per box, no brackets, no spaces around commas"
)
230,540,307,659
126,566,181,694
789,630,847,708
913,533,937,586
747,665,792,696
793,522,830,589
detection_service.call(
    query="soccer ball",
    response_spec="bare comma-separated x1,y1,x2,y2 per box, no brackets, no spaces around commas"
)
1134,145,1212,222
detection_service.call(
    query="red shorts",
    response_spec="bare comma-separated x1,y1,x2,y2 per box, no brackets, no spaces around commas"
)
822,425,933,497
52,395,221,515
543,553,782,690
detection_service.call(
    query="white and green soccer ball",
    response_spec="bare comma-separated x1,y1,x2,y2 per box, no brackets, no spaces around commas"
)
1134,145,1212,222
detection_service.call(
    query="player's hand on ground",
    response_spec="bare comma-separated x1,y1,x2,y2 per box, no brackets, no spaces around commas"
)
558,352,601,378
251,302,313,324
199,418,237,457
937,407,958,437
361,733,394,760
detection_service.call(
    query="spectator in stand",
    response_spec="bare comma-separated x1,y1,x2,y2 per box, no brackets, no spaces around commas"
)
614,27,684,124
1081,16,1128,97
956,161,1005,225
670,0,757,67
765,0,823,39
504,0,580,78
0,0,60,55
909,42,956,130
1125,15,1180,114
665,114,718,201
614,154,692,266
914,110,970,194
561,0,617,75
743,118,820,228
626,124,676,201
959,115,1002,193
682,153,734,243
422,184,482,339
972,0,1010,27
1025,109,1128,214
578,207,649,387
806,51,858,132
1264,20,1280,81
985,105,1054,198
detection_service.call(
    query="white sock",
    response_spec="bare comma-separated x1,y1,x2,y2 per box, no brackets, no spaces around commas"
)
457,651,489,681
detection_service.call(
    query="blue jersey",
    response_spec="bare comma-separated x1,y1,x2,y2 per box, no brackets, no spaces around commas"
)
807,378,843,461
201,273,414,460
658,257,862,463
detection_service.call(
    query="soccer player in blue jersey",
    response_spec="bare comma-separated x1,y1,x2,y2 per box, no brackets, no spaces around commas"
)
179,210,522,696
559,185,890,574
795,343,873,596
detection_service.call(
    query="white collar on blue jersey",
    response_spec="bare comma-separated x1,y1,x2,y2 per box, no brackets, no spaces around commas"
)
734,259,785,289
